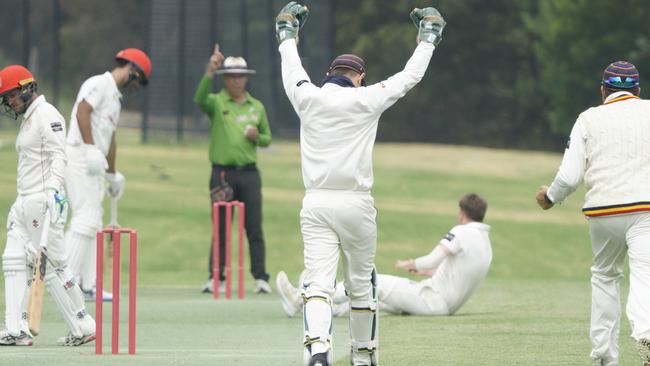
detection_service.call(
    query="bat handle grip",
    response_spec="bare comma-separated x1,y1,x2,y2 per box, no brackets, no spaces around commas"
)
110,197,119,227
39,209,51,249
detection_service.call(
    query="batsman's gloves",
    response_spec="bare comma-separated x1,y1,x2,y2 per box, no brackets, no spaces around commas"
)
410,7,446,46
46,188,67,224
85,144,108,176
25,244,38,269
106,171,125,200
275,1,309,44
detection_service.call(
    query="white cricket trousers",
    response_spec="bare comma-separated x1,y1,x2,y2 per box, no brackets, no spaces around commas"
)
2,193,66,335
332,274,449,316
300,190,378,365
588,213,650,365
64,144,105,290
372,274,449,315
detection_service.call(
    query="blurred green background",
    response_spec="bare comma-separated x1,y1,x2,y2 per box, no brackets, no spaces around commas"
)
2,0,650,148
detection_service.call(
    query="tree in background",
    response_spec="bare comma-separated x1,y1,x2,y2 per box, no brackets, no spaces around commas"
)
531,0,650,135
334,0,650,149
59,0,145,101
334,0,551,148
2,0,650,149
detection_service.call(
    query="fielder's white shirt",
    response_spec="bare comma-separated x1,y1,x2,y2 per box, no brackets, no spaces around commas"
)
279,39,435,191
547,91,650,215
66,72,122,156
16,95,67,195
418,222,492,314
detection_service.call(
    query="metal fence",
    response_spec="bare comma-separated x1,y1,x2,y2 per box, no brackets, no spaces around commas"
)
0,0,333,141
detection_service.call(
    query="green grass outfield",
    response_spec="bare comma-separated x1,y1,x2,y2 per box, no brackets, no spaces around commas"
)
0,128,639,365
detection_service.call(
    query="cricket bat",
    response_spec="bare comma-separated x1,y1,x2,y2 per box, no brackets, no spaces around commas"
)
104,197,119,292
28,210,51,336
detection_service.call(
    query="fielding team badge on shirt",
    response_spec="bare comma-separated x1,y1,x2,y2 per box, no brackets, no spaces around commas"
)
51,122,63,132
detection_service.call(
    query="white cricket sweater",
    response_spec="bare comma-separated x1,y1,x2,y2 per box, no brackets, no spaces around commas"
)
548,91,650,216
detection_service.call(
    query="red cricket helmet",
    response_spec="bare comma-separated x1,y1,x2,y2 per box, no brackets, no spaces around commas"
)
0,65,38,119
0,65,36,96
115,48,151,85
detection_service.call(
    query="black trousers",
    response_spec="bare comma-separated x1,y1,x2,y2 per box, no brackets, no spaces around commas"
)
208,164,269,281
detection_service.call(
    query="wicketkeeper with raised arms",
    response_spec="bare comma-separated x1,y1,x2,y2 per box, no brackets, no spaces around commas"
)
0,65,95,346
64,48,151,301
275,2,445,365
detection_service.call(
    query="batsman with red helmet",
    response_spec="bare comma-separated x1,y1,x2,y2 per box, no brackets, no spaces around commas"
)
63,48,151,301
0,65,96,346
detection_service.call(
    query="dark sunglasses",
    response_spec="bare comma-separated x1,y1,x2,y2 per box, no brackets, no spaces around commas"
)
603,76,638,89
129,64,148,86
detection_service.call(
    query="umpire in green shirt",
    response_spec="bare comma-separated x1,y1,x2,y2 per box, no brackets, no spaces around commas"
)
195,44,272,294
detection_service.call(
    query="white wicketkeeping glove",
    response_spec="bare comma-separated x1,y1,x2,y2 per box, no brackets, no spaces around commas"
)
275,1,309,44
106,171,125,200
410,7,446,46
85,144,108,176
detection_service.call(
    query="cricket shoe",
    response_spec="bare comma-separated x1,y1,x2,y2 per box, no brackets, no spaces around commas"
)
0,330,33,346
276,271,302,317
308,352,330,366
57,332,96,346
83,288,113,302
202,279,225,294
254,279,272,294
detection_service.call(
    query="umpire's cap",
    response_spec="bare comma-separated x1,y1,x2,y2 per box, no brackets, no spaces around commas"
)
215,57,256,75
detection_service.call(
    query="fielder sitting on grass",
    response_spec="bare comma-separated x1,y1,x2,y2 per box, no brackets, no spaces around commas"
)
277,193,492,318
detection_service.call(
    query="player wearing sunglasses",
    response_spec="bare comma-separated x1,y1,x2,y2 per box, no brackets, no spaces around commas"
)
63,48,151,302
536,61,650,366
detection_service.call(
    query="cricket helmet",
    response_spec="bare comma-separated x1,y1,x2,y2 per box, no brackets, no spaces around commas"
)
0,65,38,119
115,48,151,85
0,65,35,96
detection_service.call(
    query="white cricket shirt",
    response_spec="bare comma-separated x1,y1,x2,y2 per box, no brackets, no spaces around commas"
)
66,72,122,156
15,95,67,195
279,39,434,191
419,222,492,314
